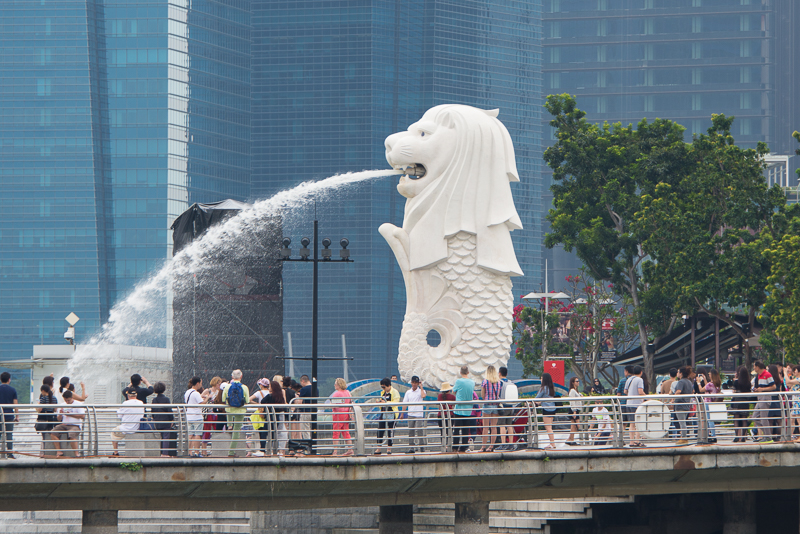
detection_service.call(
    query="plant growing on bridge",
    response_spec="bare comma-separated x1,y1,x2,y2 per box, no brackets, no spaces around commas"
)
119,462,143,472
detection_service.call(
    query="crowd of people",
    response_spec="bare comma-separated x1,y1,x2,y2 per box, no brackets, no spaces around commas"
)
1,359,798,459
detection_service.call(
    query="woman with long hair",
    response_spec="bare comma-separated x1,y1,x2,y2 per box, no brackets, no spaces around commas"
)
566,376,583,446
732,365,752,442
480,365,502,452
261,380,288,455
768,364,784,439
535,373,557,448
58,377,88,402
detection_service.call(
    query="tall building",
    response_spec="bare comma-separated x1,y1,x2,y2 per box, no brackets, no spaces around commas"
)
252,0,543,382
0,0,251,360
541,0,800,289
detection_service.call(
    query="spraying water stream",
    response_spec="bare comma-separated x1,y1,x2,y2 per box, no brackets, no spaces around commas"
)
67,169,402,381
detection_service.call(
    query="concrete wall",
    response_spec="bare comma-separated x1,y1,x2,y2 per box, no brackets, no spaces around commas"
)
251,507,378,534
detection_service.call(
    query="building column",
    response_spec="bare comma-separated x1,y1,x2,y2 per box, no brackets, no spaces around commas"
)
723,492,756,534
379,504,413,534
454,501,489,534
82,510,118,534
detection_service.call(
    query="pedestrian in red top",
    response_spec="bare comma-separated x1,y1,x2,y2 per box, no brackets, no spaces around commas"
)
331,378,353,456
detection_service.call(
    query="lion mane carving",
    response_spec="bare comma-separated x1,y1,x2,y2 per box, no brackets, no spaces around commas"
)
380,104,523,387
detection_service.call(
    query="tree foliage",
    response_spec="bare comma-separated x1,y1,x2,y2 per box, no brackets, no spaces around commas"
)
543,94,688,389
511,303,570,378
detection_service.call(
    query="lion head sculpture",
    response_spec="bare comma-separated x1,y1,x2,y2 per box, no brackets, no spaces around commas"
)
384,104,523,276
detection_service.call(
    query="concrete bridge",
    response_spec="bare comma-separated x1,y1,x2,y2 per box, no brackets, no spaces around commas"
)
1,444,798,533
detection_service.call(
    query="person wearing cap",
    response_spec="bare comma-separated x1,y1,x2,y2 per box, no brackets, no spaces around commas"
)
110,388,145,457
402,376,426,453
250,378,271,403
437,382,456,442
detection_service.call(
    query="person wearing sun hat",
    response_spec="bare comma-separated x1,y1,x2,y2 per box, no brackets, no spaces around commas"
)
437,381,456,443
250,378,271,403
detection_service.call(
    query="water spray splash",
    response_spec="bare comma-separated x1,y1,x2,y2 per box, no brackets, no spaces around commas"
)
68,169,402,379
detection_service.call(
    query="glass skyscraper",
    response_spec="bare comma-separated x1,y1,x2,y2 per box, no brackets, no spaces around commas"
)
0,0,251,359
541,0,800,289
253,0,543,381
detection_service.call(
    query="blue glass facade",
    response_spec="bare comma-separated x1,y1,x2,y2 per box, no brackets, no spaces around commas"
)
0,0,250,360
253,1,543,381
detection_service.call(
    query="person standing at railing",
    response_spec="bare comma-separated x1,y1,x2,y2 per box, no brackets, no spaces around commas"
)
297,375,313,443
590,397,612,446
768,364,784,440
330,378,353,456
480,366,502,452
535,373,557,449
732,365,753,443
58,377,88,403
498,366,520,451
451,366,475,453
402,375,426,454
436,382,455,443
672,367,694,445
184,377,205,457
127,374,154,404
111,388,145,457
566,377,583,447
624,366,645,447
151,382,177,458
752,361,776,443
261,380,289,455
35,384,58,458
222,369,249,458
374,377,400,455
51,390,85,457
701,369,722,444
250,378,271,404
0,372,19,459
783,365,800,441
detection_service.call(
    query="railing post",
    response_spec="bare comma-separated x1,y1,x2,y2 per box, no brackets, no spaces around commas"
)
696,396,708,444
89,406,99,456
177,406,188,456
610,397,624,448
439,402,450,453
779,392,790,442
530,400,539,449
353,404,365,456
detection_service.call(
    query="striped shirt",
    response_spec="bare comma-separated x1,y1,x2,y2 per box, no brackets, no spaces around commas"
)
756,370,775,402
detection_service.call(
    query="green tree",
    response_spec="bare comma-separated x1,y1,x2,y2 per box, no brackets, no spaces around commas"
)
544,94,689,390
636,115,786,367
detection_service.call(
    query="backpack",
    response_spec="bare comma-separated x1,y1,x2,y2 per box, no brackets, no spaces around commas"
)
226,382,245,408
501,380,519,402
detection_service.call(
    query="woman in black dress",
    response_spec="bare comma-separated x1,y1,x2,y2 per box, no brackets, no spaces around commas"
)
151,382,177,457
732,365,753,442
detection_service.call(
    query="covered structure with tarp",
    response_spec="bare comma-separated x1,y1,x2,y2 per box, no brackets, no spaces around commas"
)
613,313,760,376
170,201,283,394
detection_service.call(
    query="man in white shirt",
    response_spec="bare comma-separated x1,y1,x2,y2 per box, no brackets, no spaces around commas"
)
402,376,426,453
111,388,145,457
590,398,612,446
51,390,86,457
184,377,204,457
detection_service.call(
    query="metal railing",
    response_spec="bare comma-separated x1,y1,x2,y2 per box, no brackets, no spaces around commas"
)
0,392,795,459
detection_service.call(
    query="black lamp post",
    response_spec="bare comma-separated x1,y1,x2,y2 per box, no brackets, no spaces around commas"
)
281,219,352,452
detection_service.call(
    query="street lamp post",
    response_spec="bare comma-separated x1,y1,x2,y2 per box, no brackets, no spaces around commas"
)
280,219,352,452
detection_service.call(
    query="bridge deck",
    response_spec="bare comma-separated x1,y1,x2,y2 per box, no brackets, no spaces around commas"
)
0,443,797,512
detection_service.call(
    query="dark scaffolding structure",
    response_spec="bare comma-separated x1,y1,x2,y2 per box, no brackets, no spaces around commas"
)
171,200,283,395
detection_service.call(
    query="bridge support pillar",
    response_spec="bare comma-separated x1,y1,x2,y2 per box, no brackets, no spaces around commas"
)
82,510,118,534
454,501,489,534
723,492,756,534
379,504,413,534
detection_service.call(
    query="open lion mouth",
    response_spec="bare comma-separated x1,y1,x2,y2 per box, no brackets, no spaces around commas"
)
396,164,426,179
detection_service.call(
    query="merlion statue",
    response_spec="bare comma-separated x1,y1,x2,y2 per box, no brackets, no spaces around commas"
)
380,104,523,387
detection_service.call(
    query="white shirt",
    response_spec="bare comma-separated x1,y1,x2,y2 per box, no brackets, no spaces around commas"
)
568,389,582,410
592,406,611,432
60,401,85,429
185,389,204,422
116,399,145,433
403,387,424,418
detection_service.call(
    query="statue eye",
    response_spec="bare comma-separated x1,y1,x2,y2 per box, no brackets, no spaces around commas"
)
420,131,425,137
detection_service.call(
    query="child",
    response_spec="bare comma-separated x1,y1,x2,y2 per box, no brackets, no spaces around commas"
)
242,414,255,457
591,398,612,446
250,407,267,456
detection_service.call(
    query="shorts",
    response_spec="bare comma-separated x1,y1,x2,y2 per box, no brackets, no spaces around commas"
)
483,407,500,416
500,407,519,427
623,404,637,423
52,424,80,440
569,409,580,423
187,421,204,436
542,408,556,417
111,425,133,441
